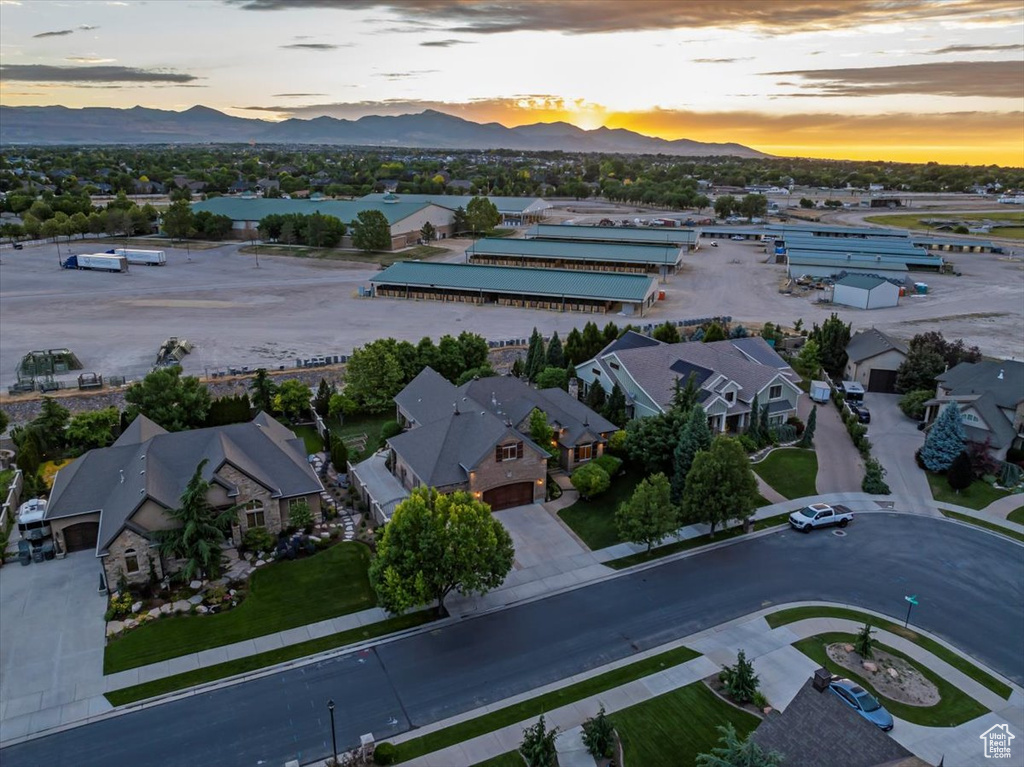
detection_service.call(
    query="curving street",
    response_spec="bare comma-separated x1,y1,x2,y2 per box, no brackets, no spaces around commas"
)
2,513,1021,767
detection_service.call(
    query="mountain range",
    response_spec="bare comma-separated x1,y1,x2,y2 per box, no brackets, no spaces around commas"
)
0,105,768,157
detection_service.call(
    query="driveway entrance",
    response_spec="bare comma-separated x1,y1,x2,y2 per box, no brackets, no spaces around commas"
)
867,393,931,504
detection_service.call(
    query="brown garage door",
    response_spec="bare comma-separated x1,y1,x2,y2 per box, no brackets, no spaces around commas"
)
867,368,898,394
482,482,535,511
63,522,99,552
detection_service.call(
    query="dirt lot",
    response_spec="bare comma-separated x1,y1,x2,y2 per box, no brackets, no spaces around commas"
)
0,227,1021,391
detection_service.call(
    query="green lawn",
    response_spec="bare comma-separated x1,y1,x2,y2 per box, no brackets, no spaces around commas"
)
471,753,524,767
288,423,324,454
753,448,818,499
1008,506,1024,525
612,682,759,767
104,543,376,673
792,633,988,727
926,472,1013,510
941,508,1024,543
105,610,432,706
765,606,1012,699
864,211,1024,240
331,412,393,462
389,645,700,763
557,465,644,550
606,512,789,570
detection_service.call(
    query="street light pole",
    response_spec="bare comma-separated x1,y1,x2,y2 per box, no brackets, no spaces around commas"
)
327,699,337,765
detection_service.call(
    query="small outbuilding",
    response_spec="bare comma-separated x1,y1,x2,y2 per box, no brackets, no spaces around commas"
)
832,274,900,310
844,328,908,393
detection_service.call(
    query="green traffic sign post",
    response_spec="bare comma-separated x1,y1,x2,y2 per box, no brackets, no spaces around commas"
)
904,595,918,628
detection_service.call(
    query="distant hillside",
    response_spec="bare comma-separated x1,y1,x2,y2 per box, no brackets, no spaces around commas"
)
0,105,769,158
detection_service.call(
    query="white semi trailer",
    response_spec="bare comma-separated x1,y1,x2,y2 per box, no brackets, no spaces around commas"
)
110,248,166,265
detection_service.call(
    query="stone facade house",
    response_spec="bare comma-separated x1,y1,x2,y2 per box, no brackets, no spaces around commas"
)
44,413,323,589
923,360,1024,461
577,331,802,432
844,328,908,393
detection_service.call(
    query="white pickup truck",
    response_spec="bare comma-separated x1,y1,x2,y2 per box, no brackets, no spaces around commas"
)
789,503,853,532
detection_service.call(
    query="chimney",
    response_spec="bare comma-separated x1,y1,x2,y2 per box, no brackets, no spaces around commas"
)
812,667,832,692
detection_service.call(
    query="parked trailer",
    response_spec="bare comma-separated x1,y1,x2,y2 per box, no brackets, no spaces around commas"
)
62,254,128,272
108,248,166,265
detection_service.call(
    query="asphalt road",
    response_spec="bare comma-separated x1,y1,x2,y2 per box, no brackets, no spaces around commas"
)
3,514,1021,767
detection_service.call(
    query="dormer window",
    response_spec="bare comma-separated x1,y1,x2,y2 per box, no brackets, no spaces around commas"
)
725,391,735,403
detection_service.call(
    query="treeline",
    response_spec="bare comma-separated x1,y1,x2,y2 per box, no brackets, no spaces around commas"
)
254,212,346,247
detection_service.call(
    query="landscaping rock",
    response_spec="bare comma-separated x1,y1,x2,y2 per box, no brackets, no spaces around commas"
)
196,605,208,614
173,599,191,613
124,618,138,629
255,559,266,567
844,644,855,653
160,603,173,614
106,621,124,637
189,580,202,590
229,589,237,596
888,667,899,679
187,594,203,606
148,607,162,619
862,661,878,672
131,601,143,614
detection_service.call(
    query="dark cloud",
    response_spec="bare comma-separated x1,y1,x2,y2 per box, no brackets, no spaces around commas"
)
375,70,439,80
692,57,751,63
78,25,100,31
33,29,75,38
280,42,347,50
271,92,329,97
0,64,199,83
223,0,1023,34
420,39,474,47
767,60,1024,98
927,43,1024,54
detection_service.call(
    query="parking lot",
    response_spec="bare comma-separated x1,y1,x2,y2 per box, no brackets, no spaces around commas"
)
0,232,1021,388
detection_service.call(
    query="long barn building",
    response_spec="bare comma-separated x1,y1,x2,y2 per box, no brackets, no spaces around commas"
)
465,237,683,279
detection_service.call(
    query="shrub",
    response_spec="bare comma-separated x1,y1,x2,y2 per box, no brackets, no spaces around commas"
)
593,453,623,477
571,463,610,499
720,649,760,704
862,458,891,495
104,592,134,621
898,389,932,420
288,499,314,532
786,415,805,436
752,690,770,710
242,526,276,554
581,706,615,759
1007,446,1024,466
520,715,559,767
606,429,628,455
737,434,758,454
380,420,402,440
914,447,926,470
373,742,396,765
854,624,876,659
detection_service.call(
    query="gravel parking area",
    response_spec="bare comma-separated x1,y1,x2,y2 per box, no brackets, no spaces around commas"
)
1,231,1020,390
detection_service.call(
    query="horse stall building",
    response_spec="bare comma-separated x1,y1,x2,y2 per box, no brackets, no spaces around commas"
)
465,237,683,280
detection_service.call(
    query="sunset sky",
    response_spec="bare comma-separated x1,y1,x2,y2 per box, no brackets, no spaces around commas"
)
1,0,1022,165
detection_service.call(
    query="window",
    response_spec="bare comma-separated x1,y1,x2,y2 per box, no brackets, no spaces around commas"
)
725,391,735,403
244,500,265,528
609,362,620,370
124,548,139,574
962,411,980,424
499,442,522,461
769,384,783,400
576,443,593,462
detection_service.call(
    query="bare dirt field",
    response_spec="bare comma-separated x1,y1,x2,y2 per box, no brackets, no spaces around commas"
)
1,226,1021,391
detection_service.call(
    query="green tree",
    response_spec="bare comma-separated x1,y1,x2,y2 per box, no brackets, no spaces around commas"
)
895,346,945,394
720,649,760,704
746,394,763,447
714,195,737,219
571,462,610,499
682,437,759,536
671,371,701,413
604,383,628,428
162,199,196,242
351,209,391,251
250,368,278,414
794,339,821,378
616,472,678,552
854,624,877,659
329,434,349,471
368,487,514,615
535,366,568,390
809,313,851,378
898,389,933,420
124,366,211,432
581,707,615,759
581,321,604,360
585,383,606,412
0,409,8,435
457,331,489,371
274,379,311,421
671,405,712,503
739,193,768,221
435,334,466,382
66,407,120,452
947,450,974,494
524,328,546,382
545,331,565,368
625,407,689,475
288,499,314,531
345,341,406,412
35,397,71,455
696,723,782,767
564,327,585,365
466,196,500,234
452,205,468,234
158,459,236,582
519,715,559,767
921,403,966,472
420,221,436,242
798,405,817,448
312,378,333,418
702,322,727,343
652,321,681,344
529,408,553,446
799,197,815,209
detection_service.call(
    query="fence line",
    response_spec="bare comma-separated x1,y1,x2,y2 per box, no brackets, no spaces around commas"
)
0,469,25,534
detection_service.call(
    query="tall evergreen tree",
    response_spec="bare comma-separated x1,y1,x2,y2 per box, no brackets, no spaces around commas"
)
602,321,619,346
671,405,713,503
809,312,852,378
758,402,771,443
581,322,604,360
546,331,565,368
564,327,585,365
746,394,762,445
799,405,817,447
947,450,973,493
604,383,628,428
921,403,967,472
671,372,700,413
524,328,546,382
250,368,277,414
585,382,607,412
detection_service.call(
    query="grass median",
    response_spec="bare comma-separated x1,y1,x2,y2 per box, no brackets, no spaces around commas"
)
105,610,432,706
793,632,988,727
605,512,789,570
941,508,1024,544
766,606,1012,699
389,645,700,763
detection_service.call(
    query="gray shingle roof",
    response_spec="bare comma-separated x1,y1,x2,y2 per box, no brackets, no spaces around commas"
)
394,367,461,426
46,413,322,554
846,329,909,363
751,679,916,767
937,359,1024,410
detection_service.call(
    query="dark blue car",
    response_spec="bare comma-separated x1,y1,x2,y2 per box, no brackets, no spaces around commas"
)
829,678,894,731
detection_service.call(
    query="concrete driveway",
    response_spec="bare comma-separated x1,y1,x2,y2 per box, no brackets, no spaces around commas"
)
866,393,932,506
0,551,109,741
798,396,863,494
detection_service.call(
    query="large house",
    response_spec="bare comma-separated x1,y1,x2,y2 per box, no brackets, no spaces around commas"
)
351,368,614,521
577,332,801,432
923,359,1024,461
44,413,323,589
844,328,908,394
